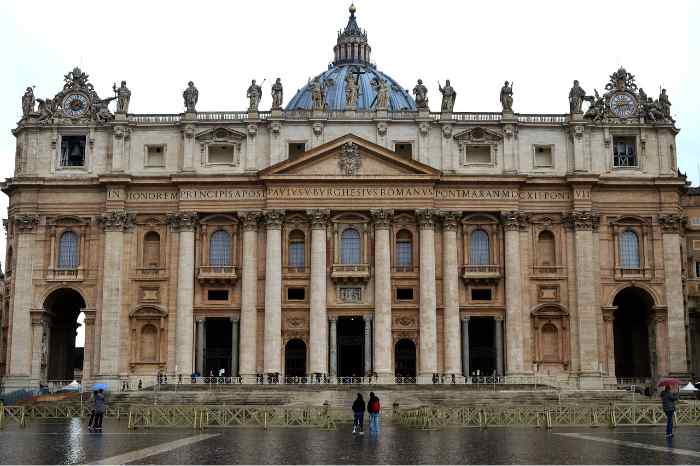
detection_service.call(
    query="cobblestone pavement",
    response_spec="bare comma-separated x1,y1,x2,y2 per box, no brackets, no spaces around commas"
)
1,419,700,464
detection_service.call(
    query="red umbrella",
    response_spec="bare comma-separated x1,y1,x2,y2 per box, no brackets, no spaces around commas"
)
657,377,682,387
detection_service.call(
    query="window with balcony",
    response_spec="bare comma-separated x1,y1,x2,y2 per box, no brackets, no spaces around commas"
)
143,231,161,268
613,136,638,168
57,231,79,269
340,228,361,264
209,230,232,266
395,229,413,270
619,230,640,269
469,230,490,265
288,230,305,269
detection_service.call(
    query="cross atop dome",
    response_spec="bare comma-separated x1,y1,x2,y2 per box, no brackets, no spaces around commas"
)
333,4,371,66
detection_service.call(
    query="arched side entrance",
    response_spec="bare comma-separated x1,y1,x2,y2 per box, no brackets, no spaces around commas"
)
394,339,416,378
43,288,86,381
612,287,657,380
285,339,307,378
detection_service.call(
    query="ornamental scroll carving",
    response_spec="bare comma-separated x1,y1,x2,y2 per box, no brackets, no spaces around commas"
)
370,209,394,229
99,211,135,231
416,209,437,229
238,211,261,231
658,213,686,233
14,214,39,232
263,209,285,229
338,142,361,176
501,211,529,231
439,211,461,231
165,212,198,232
562,210,600,231
307,209,330,229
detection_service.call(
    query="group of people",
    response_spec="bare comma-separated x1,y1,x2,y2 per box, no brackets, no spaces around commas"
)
351,392,382,435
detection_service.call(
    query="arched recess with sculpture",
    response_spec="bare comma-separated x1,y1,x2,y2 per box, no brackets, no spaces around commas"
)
40,287,87,382
604,285,665,381
128,305,167,375
531,304,570,374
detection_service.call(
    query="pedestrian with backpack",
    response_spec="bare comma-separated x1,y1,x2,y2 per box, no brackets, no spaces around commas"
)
351,393,365,434
367,392,381,434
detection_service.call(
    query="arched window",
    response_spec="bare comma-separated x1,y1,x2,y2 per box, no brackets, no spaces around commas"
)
469,230,490,266
537,230,556,266
209,230,232,267
619,230,640,269
58,231,79,269
395,229,413,269
288,230,305,268
541,324,559,362
143,231,161,268
340,228,361,264
139,324,158,362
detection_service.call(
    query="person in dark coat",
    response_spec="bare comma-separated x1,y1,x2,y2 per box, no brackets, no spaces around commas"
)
351,393,365,434
661,384,679,437
93,389,106,431
367,392,381,433
87,390,98,431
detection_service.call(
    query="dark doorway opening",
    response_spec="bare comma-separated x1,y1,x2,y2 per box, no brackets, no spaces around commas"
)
205,319,232,377
469,317,496,376
45,288,86,381
613,287,654,378
337,316,364,377
394,338,416,377
285,339,307,377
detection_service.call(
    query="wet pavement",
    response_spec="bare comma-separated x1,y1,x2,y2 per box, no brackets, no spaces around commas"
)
1,419,699,464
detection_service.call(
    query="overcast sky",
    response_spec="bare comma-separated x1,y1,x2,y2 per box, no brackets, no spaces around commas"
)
0,0,698,274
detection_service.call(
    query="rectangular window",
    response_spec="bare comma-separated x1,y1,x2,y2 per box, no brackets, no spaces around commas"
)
288,142,306,160
613,136,638,167
534,145,553,167
60,135,86,167
471,288,492,301
396,288,414,301
208,145,235,165
394,142,413,159
465,145,491,165
287,287,306,301
145,145,165,167
207,289,229,301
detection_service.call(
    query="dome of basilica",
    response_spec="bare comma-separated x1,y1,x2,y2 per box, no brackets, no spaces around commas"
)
286,5,416,112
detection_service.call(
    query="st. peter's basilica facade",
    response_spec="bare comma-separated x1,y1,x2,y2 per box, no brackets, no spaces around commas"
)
0,6,692,390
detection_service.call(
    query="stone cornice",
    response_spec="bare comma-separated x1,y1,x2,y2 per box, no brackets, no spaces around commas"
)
370,209,394,229
165,211,198,232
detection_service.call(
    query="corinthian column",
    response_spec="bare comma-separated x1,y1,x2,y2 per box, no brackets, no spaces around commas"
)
263,210,284,376
307,209,329,376
502,210,526,375
7,214,39,388
417,209,438,377
98,211,133,380
238,211,260,381
659,213,689,376
370,209,393,381
440,211,462,376
167,212,198,377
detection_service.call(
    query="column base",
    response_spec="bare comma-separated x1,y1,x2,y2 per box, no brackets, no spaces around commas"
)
93,375,123,392
374,372,394,384
576,372,604,389
2,375,33,392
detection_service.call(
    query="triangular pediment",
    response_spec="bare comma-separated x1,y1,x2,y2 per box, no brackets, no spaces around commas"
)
196,127,246,142
260,134,440,179
453,126,502,143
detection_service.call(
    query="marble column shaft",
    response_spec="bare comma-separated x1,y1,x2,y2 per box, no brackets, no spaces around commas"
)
461,317,470,377
503,212,524,374
418,210,438,376
196,319,205,374
83,311,96,382
329,318,338,377
99,223,126,377
442,214,461,375
494,317,504,376
364,316,372,376
573,225,599,374
371,210,392,378
175,226,195,376
308,211,328,375
263,210,284,374
654,311,669,376
30,316,45,383
660,221,688,374
238,212,260,378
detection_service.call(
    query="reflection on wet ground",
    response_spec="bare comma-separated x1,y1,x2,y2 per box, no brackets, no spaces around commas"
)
1,419,699,464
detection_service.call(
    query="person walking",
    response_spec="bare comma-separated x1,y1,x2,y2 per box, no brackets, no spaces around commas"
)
87,390,98,431
352,393,366,434
93,389,106,431
661,384,679,438
367,392,381,434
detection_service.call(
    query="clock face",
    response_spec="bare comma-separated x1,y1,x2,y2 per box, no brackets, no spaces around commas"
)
62,93,89,118
609,92,637,118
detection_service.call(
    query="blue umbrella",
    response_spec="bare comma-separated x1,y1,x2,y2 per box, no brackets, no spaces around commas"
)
91,383,108,391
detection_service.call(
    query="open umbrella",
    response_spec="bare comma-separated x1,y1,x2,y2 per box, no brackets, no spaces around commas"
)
657,377,682,387
681,382,699,391
91,383,108,391
61,380,81,392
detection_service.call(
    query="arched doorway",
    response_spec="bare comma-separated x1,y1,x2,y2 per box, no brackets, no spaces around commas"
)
394,339,416,377
44,288,86,381
613,287,655,379
285,339,307,378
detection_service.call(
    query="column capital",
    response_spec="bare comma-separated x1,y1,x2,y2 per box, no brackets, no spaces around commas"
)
306,209,330,229
601,305,617,322
416,208,437,230
329,316,338,323
262,209,285,230
501,210,529,231
438,210,461,231
100,210,136,232
461,315,470,322
229,315,240,323
658,213,686,234
652,305,669,322
30,309,50,326
562,210,600,231
370,209,394,229
493,315,504,322
14,214,39,232
165,211,198,232
364,314,373,322
237,210,262,231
